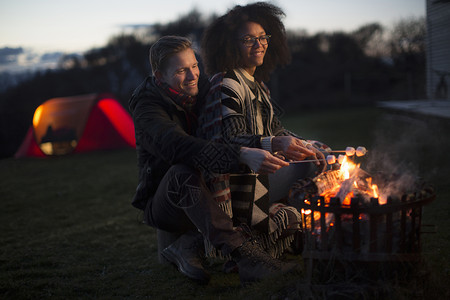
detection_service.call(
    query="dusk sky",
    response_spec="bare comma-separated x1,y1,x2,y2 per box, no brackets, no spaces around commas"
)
1,0,425,53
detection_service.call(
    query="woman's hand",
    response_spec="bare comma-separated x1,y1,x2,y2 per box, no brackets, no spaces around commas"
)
272,136,326,171
239,147,289,174
272,136,315,161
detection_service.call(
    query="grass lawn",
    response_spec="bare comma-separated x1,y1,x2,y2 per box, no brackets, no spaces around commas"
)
1,107,449,299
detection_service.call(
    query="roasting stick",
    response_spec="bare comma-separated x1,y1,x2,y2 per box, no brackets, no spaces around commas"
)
329,147,356,156
289,159,326,164
288,146,368,164
290,155,336,164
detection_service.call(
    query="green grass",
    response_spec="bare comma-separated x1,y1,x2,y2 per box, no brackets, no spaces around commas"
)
1,107,449,299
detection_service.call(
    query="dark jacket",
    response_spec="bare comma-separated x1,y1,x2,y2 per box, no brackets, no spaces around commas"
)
128,75,242,210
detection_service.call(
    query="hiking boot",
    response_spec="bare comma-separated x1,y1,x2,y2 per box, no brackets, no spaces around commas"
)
231,238,299,285
161,231,210,284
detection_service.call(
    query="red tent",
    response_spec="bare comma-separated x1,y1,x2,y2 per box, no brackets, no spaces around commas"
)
15,93,136,158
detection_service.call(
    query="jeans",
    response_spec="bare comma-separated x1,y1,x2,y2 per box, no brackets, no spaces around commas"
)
144,164,245,255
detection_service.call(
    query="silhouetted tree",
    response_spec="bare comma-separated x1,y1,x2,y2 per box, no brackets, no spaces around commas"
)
352,23,385,54
388,17,426,99
152,9,209,43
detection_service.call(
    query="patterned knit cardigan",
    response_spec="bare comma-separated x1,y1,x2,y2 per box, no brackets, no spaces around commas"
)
197,72,301,258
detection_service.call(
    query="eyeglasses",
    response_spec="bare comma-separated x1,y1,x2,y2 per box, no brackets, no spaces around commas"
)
239,35,271,47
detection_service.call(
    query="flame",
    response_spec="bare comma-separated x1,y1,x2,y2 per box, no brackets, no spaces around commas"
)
340,156,351,179
304,152,390,234
318,154,383,205
343,192,354,206
371,184,379,198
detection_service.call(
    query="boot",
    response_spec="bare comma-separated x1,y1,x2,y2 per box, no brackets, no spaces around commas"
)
161,230,210,284
231,238,299,285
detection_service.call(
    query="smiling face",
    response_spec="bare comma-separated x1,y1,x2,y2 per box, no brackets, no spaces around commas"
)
237,21,268,76
156,48,200,96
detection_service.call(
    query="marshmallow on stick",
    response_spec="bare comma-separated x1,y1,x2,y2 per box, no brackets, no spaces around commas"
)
356,146,367,157
345,147,355,156
326,155,336,164
330,147,357,156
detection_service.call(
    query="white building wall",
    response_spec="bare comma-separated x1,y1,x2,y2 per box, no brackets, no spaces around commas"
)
426,0,450,100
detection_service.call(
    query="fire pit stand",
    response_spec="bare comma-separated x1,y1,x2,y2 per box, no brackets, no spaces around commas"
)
288,180,436,281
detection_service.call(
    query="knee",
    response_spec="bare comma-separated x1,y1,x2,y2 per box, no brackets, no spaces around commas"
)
166,164,205,209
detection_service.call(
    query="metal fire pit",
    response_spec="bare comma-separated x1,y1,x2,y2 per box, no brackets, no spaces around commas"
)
288,172,436,279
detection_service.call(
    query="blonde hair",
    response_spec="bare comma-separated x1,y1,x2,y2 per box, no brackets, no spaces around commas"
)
149,36,193,75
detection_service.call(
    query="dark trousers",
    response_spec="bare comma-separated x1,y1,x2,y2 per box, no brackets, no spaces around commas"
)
144,164,245,255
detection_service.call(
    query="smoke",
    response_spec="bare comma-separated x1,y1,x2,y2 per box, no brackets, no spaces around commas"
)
364,113,448,198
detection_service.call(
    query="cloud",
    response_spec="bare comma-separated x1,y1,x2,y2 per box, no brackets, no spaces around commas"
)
0,47,24,64
0,47,68,92
0,47,64,74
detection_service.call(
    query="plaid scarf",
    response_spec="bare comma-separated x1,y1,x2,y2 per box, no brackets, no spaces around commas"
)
156,78,197,111
156,78,197,134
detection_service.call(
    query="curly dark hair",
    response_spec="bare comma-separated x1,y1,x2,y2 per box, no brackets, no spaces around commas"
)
201,2,291,82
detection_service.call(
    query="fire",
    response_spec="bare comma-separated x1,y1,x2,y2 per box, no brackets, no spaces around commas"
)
340,156,353,179
301,209,312,215
318,155,383,205
372,184,379,199
302,152,387,227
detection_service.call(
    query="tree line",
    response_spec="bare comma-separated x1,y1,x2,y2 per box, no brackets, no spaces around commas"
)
0,10,425,158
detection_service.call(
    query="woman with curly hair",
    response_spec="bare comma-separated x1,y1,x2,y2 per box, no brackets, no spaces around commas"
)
202,2,290,83
201,2,327,174
198,3,330,269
